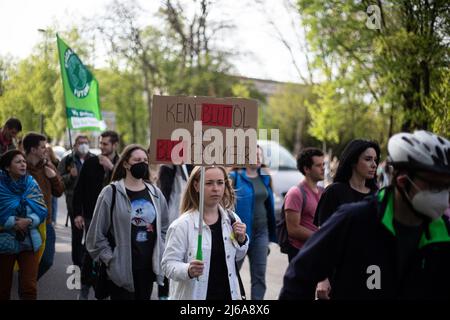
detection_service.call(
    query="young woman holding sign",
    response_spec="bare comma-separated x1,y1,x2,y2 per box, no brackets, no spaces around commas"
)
161,165,249,300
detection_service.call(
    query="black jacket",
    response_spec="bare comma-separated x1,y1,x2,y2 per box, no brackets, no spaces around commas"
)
57,152,95,215
279,187,450,300
72,154,119,220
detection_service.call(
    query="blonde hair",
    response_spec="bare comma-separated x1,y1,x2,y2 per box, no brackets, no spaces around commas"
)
180,166,235,213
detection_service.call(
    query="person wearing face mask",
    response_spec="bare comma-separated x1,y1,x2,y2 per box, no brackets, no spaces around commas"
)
57,135,94,270
72,130,120,299
279,130,450,300
86,144,169,300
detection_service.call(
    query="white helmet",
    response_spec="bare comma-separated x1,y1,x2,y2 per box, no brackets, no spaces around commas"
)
388,130,450,175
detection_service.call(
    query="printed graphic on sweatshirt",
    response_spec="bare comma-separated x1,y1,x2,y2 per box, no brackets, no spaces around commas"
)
130,198,156,241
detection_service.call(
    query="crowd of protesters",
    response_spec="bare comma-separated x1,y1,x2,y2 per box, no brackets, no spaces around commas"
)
1,116,449,300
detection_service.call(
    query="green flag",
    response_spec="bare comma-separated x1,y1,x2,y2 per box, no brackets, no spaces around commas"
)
57,34,104,131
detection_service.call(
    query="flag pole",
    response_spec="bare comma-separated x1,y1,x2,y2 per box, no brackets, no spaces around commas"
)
196,166,205,266
64,126,74,227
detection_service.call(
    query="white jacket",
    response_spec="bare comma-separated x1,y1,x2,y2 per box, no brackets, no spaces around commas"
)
161,206,249,300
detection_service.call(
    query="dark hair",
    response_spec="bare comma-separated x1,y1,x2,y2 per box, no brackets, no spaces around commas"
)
0,149,26,171
75,135,89,144
297,147,324,175
334,139,380,190
4,117,22,131
100,130,119,145
111,144,149,182
22,132,46,154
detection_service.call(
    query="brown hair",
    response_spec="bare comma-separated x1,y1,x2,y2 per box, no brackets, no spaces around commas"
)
74,135,89,145
180,166,235,213
111,144,150,182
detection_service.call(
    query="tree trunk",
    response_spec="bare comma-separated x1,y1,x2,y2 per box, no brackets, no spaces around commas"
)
143,71,152,142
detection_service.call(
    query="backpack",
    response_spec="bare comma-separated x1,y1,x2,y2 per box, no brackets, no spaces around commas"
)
276,182,325,254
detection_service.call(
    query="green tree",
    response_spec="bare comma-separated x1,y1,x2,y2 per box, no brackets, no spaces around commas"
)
266,83,315,152
296,0,450,135
96,68,148,146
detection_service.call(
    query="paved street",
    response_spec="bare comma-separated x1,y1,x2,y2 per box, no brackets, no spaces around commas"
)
12,196,289,300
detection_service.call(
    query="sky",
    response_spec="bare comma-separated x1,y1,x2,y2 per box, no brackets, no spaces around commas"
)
0,0,308,83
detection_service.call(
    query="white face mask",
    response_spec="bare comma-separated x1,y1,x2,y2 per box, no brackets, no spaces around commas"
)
406,176,450,220
78,143,90,155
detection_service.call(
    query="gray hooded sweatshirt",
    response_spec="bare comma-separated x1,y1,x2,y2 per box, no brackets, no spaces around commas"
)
86,179,169,292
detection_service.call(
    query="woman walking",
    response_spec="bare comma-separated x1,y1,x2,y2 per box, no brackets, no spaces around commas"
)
86,144,169,300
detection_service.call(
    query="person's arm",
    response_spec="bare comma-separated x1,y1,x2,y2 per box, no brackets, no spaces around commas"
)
161,220,192,281
229,212,249,261
156,186,169,243
47,162,64,197
284,187,314,241
315,186,338,227
72,160,90,227
85,185,114,265
285,209,315,242
73,160,90,216
279,210,351,300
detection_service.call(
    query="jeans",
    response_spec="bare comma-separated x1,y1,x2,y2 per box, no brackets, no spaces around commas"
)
51,196,58,224
37,223,56,279
237,227,269,300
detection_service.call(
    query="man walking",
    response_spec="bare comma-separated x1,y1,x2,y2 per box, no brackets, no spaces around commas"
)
280,131,450,299
57,135,95,268
22,133,64,279
284,147,325,262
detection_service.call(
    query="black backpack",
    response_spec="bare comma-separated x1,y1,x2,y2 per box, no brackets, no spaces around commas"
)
276,184,309,254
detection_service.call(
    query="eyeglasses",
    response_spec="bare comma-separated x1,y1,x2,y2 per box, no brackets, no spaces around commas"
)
407,175,450,194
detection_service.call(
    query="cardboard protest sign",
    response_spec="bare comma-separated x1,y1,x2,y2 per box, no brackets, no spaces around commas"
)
149,95,258,166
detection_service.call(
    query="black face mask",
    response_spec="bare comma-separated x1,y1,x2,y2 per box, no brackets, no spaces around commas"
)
129,162,148,180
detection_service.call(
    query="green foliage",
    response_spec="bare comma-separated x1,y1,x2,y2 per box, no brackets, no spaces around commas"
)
424,69,450,137
96,68,148,146
266,83,315,151
297,0,450,142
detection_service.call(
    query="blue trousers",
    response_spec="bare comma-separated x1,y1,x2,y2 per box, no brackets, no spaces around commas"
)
237,228,269,300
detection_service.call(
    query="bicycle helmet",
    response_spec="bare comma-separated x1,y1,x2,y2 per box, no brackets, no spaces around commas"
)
387,130,450,175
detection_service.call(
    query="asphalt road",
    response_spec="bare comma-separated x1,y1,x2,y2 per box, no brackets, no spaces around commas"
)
12,196,289,300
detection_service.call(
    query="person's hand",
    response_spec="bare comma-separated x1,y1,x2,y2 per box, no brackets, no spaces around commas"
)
74,215,85,230
232,221,246,244
316,278,331,300
44,165,57,179
188,260,204,278
69,166,78,177
98,155,114,171
15,217,32,232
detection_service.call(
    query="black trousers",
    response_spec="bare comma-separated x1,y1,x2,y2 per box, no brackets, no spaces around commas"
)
158,277,169,297
69,214,84,267
109,269,155,300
